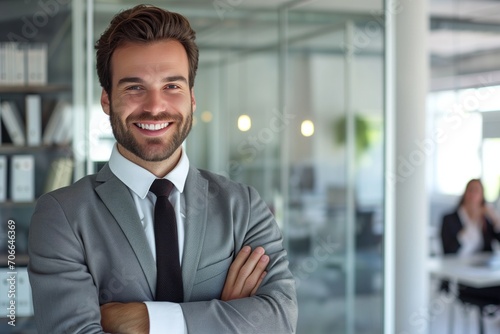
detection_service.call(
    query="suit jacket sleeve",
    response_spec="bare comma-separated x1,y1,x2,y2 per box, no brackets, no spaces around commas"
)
28,193,105,334
179,185,298,334
440,212,462,254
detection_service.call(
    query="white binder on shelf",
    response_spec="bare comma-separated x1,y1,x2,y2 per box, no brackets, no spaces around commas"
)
11,155,35,202
26,94,42,146
0,155,6,202
4,42,14,84
43,100,72,145
27,43,47,86
13,43,25,85
0,43,7,85
0,268,11,311
16,268,34,317
0,98,2,143
39,43,48,85
1,101,25,146
52,106,73,145
26,43,38,85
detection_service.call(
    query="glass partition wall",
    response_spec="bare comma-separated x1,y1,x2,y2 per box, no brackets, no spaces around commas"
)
280,3,385,333
89,1,386,333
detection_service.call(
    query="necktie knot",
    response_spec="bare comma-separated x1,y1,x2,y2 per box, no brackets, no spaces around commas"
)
150,179,174,198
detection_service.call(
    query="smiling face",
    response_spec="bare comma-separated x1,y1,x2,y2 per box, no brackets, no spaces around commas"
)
101,39,196,175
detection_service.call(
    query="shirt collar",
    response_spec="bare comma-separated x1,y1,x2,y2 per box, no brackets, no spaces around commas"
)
108,144,190,199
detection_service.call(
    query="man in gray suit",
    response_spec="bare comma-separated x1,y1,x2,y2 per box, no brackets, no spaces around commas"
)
28,4,297,334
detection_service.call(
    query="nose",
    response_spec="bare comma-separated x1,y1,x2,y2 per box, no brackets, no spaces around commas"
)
143,90,167,114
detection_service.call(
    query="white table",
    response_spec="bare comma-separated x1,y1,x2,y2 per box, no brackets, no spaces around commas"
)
428,253,500,334
428,253,500,288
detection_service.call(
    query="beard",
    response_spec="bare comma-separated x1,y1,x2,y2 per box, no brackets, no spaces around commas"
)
109,104,193,162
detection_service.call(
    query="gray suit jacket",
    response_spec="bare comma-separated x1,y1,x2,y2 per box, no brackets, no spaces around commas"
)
28,164,297,334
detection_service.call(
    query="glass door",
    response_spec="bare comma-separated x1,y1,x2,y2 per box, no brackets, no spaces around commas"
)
282,2,385,333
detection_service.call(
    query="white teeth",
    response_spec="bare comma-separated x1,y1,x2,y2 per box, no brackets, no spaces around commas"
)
136,123,169,130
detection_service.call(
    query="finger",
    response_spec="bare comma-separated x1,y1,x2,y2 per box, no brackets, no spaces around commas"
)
221,246,251,300
232,247,266,294
226,246,252,285
250,271,267,296
240,255,269,296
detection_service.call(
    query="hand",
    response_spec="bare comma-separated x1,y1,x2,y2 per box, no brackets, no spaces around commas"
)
484,204,500,230
221,246,269,301
100,302,149,334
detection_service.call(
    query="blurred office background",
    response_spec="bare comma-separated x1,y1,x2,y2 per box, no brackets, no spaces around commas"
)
2,0,500,333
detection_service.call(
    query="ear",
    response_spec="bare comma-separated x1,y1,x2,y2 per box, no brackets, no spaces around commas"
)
101,89,111,115
191,89,197,113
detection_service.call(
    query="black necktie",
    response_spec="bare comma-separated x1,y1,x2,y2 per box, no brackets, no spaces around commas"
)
149,179,183,302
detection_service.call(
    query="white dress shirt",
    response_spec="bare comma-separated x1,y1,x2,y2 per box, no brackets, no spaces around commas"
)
457,206,484,256
109,144,188,333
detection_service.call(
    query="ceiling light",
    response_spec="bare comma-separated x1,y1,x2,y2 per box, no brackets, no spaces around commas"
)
238,115,252,132
301,120,314,137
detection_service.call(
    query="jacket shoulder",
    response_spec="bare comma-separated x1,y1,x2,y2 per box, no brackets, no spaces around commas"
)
195,168,253,195
441,211,461,229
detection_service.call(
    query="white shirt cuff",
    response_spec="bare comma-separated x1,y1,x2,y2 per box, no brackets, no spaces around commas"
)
144,301,187,334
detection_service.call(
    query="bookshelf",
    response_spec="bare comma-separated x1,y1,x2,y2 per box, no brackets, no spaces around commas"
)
0,84,71,94
0,0,83,320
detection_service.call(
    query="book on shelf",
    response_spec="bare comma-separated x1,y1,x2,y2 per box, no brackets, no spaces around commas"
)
52,104,73,145
14,42,25,85
10,154,35,202
15,268,34,317
43,100,72,145
1,100,26,146
0,267,33,317
0,42,48,86
26,94,42,146
0,43,6,85
26,43,47,86
3,43,18,85
44,157,73,193
0,155,6,202
2,42,24,85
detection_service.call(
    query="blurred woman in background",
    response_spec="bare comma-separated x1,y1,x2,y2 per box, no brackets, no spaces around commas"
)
441,178,500,255
440,178,500,307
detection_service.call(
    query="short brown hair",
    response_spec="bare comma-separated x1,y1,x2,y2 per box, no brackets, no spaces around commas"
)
95,4,199,94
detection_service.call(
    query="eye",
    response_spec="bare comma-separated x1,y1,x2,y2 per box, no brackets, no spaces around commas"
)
126,85,143,91
165,84,180,89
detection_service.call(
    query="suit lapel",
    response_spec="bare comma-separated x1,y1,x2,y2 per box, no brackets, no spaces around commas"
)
182,167,208,301
95,165,156,297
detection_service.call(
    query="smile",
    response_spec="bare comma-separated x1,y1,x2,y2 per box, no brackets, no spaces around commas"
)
135,122,170,131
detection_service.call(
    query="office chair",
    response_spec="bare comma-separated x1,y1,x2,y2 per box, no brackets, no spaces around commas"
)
456,288,499,334
437,281,499,334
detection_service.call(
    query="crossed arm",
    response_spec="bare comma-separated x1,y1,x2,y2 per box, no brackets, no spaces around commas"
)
29,182,297,333
100,246,269,334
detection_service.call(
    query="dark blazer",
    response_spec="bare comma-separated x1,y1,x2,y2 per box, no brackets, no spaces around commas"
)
441,211,500,254
28,164,297,334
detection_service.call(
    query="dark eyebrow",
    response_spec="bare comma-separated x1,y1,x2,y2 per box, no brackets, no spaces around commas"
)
117,77,143,86
163,76,188,84
117,76,188,86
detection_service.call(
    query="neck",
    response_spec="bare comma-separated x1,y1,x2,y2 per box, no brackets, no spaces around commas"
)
462,203,482,220
117,144,182,178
